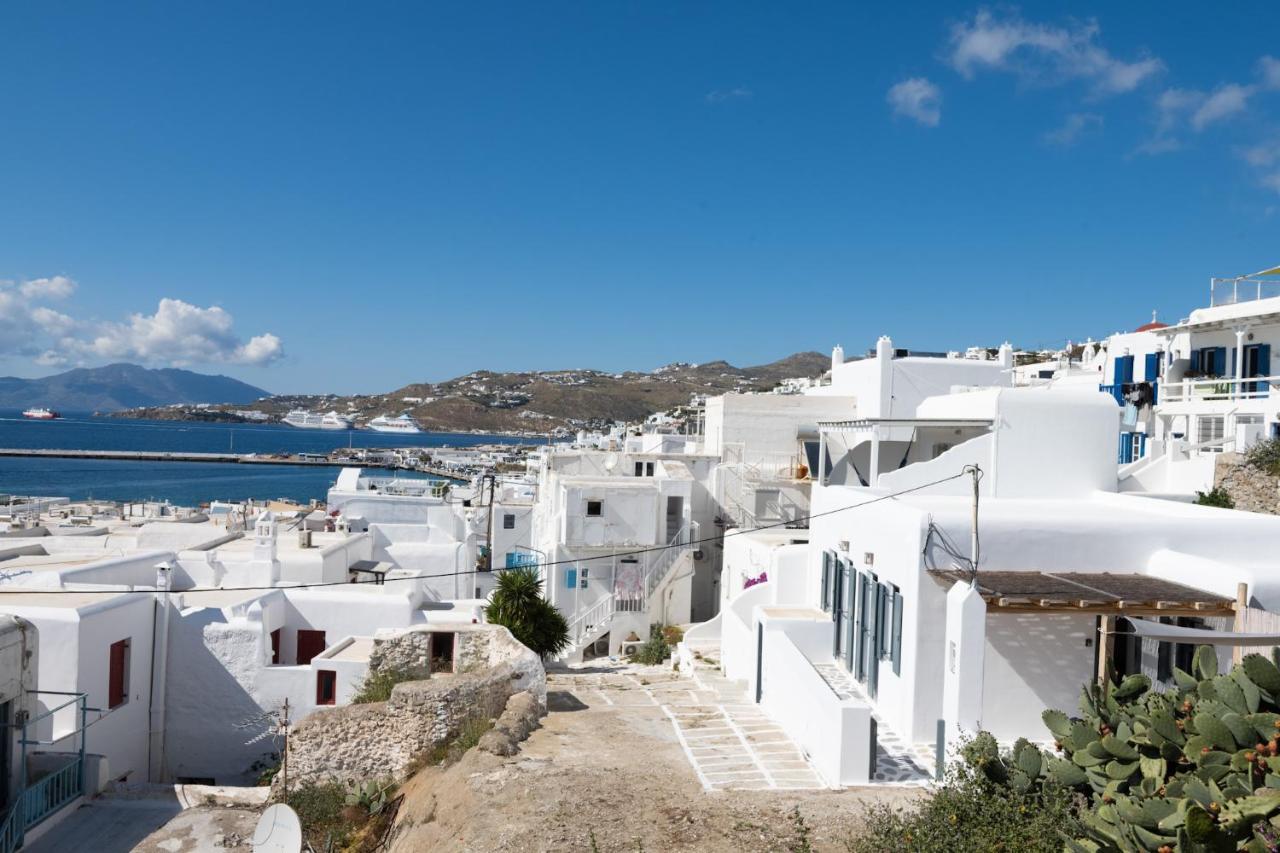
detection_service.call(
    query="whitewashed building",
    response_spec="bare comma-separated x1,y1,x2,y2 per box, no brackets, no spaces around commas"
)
686,383,1280,787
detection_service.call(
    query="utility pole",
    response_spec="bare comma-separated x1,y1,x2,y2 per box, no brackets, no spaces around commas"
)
280,698,291,800
963,464,982,584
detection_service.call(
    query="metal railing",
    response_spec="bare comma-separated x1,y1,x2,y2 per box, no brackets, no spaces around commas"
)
1211,277,1280,307
0,691,89,853
644,522,697,601
1160,375,1277,403
565,593,615,652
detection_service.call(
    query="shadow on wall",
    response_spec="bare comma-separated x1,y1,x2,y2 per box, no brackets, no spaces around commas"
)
162,607,277,785
983,612,1094,739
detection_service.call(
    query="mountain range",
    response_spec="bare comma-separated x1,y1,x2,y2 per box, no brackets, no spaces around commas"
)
0,364,270,411
110,352,832,432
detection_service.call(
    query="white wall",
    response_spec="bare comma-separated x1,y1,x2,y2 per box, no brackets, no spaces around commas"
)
703,394,856,458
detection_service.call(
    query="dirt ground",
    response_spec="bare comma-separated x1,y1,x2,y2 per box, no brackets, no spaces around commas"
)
387,666,922,852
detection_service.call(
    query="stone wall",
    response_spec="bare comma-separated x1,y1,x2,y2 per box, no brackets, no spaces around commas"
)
283,664,517,787
281,625,547,788
1214,453,1280,514
368,624,546,706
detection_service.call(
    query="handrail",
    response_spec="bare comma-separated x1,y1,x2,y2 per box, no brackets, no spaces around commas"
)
1161,375,1278,402
565,593,614,648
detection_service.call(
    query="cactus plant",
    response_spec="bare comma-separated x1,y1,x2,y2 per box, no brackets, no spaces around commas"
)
962,647,1280,851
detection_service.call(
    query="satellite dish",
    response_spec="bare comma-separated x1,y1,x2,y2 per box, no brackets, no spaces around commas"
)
603,453,619,472
252,803,302,853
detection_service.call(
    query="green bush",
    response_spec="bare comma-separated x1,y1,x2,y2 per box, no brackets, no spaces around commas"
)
351,667,420,704
846,761,1082,853
630,623,673,665
965,646,1280,850
1246,436,1280,476
286,781,352,850
1196,486,1236,509
485,567,570,658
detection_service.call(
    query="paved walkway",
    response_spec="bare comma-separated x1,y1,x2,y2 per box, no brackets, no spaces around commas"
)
556,664,827,791
812,662,934,785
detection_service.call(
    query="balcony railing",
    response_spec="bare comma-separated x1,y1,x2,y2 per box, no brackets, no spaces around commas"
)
0,691,89,853
1160,375,1277,403
1210,277,1280,307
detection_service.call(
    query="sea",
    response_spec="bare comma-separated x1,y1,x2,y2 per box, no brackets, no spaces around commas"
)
0,410,538,506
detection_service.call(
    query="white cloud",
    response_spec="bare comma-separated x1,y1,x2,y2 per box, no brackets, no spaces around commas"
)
1239,140,1280,196
945,9,1163,94
0,277,284,369
705,87,753,104
887,77,942,126
1260,55,1280,90
19,275,76,300
1192,83,1252,130
1044,112,1103,146
81,298,284,367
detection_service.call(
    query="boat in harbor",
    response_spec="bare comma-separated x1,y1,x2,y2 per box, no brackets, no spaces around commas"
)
281,409,353,430
367,413,423,434
21,408,60,420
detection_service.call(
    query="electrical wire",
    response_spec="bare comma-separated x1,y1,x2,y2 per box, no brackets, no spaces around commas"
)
0,470,969,596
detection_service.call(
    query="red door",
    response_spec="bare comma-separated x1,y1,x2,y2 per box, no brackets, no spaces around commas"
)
296,630,327,665
108,639,129,708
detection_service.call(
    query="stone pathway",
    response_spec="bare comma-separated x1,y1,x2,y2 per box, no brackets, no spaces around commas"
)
812,662,934,785
555,664,826,791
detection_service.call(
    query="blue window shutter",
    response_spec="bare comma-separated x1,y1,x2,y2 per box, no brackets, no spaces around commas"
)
565,568,577,589
1231,347,1238,379
1261,345,1272,377
1214,347,1227,376
1144,352,1160,382
1114,355,1134,384
1190,349,1201,373
820,552,830,611
891,589,903,675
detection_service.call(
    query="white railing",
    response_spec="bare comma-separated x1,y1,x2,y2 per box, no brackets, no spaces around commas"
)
1161,375,1278,403
565,593,615,650
1210,277,1280,307
644,521,697,601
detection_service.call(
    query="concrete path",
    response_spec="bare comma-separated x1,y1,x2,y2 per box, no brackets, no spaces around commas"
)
557,663,827,791
25,797,184,853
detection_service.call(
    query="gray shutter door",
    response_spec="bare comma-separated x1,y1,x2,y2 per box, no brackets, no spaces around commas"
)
891,589,903,675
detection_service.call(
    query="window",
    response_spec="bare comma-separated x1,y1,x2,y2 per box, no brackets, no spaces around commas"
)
635,461,644,477
431,632,456,671
297,629,327,666
586,500,603,517
270,629,281,665
646,462,655,477
502,513,515,530
108,639,130,709
1197,415,1225,448
315,670,336,705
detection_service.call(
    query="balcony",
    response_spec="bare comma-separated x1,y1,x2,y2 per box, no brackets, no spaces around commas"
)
1210,276,1280,308
1160,375,1277,403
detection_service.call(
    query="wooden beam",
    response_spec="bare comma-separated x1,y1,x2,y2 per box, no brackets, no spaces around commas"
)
1098,615,1116,696
1234,582,1249,666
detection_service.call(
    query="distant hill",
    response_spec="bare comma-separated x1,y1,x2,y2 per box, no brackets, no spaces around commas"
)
0,364,270,411
114,351,832,433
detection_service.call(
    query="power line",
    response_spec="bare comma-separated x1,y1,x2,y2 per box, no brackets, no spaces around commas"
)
0,470,967,596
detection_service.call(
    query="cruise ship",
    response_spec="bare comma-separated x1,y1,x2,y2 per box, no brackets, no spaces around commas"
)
21,408,59,420
281,409,353,430
367,413,423,434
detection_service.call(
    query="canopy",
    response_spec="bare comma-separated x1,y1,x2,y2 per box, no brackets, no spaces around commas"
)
1123,617,1280,646
1250,265,1280,277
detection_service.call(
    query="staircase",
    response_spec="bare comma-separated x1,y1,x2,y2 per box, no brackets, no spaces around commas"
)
556,522,700,662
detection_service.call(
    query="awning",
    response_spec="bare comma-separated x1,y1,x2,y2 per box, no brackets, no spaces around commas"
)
1252,265,1280,277
928,570,1235,616
1123,617,1280,646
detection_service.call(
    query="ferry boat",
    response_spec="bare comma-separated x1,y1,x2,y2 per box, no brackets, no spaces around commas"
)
281,409,353,430
21,408,59,420
367,413,423,434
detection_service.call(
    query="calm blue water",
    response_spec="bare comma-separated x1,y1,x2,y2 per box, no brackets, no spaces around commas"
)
0,410,537,505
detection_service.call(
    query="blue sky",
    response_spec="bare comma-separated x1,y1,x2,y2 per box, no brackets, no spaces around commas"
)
2,2,1279,394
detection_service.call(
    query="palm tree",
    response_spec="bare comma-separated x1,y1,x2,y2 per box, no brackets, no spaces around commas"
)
485,567,570,658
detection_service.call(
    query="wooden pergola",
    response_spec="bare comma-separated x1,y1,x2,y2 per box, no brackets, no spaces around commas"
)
927,570,1236,617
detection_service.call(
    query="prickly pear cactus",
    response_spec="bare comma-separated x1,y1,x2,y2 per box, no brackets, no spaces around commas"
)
964,647,1280,851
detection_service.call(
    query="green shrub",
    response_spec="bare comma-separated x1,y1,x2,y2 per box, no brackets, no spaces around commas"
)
410,715,494,772
1195,486,1236,509
1246,436,1280,476
846,761,1082,853
629,623,674,665
286,781,352,850
485,567,570,658
351,667,420,704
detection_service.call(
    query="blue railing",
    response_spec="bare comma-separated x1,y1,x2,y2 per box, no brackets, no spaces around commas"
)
505,551,539,570
0,691,90,853
22,758,83,830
